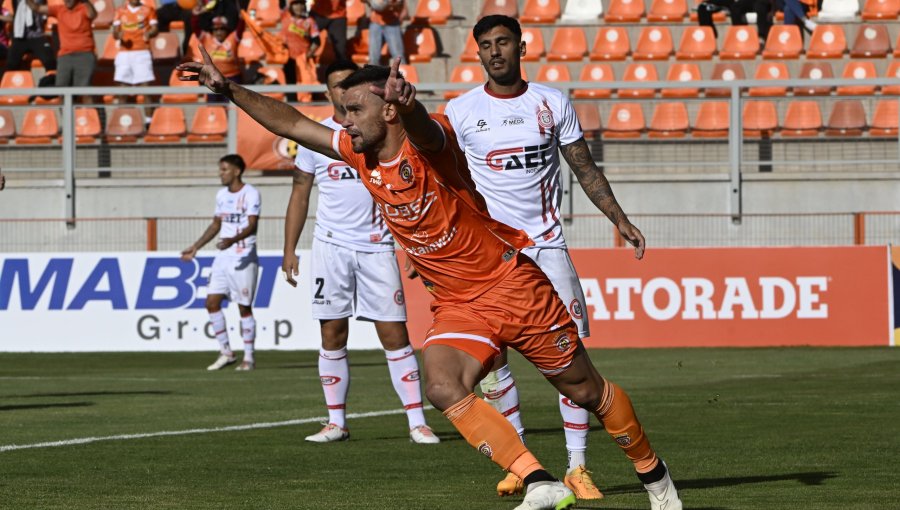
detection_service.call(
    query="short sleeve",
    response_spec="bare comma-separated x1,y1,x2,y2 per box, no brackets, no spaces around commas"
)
294,145,317,175
112,7,121,24
148,6,158,23
443,102,466,153
47,4,59,17
248,188,261,216
556,93,583,146
213,191,224,216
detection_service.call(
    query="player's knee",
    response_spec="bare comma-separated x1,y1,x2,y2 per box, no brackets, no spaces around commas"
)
561,382,602,411
205,301,221,313
424,379,468,412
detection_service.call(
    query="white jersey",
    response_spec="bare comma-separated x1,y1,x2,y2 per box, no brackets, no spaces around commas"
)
214,183,261,259
294,116,394,253
445,82,583,249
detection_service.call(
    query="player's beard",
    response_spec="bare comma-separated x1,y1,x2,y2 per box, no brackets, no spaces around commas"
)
487,59,522,87
351,121,387,154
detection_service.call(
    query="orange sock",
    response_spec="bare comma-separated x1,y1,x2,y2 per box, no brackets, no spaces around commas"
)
594,379,660,474
444,393,543,478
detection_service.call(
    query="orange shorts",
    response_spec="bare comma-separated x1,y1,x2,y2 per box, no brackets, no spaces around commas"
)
422,256,580,377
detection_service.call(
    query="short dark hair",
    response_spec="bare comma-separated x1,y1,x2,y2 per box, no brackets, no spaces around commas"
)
473,14,521,42
337,65,403,92
219,154,246,173
324,60,360,81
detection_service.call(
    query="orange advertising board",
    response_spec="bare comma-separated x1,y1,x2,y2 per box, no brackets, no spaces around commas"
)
237,105,333,171
401,246,891,348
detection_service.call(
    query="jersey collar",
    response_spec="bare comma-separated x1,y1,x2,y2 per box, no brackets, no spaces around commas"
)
484,81,529,99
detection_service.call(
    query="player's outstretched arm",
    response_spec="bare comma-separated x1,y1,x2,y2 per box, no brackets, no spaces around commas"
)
560,138,646,259
370,57,444,153
282,170,314,287
176,46,340,160
181,216,222,261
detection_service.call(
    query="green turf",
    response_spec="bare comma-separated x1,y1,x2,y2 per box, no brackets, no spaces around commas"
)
0,348,897,509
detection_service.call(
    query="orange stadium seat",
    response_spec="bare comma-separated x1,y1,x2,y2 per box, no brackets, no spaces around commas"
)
445,65,485,99
870,99,899,136
16,108,58,144
882,62,900,94
720,26,760,59
92,0,114,29
151,33,181,62
603,103,645,138
536,64,571,84
521,0,560,23
649,102,689,138
749,62,790,97
762,25,803,59
349,29,376,63
574,102,602,138
648,0,687,21
633,26,673,61
297,105,335,123
706,62,745,97
521,27,546,62
0,109,16,143
480,0,518,17
434,103,447,115
807,25,846,58
98,33,120,66
145,107,186,143
618,63,658,98
589,27,630,61
398,64,420,84
258,66,286,100
162,69,202,104
546,27,587,61
690,0,725,20
346,0,366,25
238,34,265,64
404,25,437,63
782,101,822,137
742,101,778,137
825,100,867,136
837,61,877,95
662,63,701,98
861,0,900,19
0,71,34,105
605,0,645,22
692,102,730,138
850,24,891,58
676,26,716,60
572,64,615,99
105,107,144,143
460,35,479,62
247,0,280,27
794,62,834,96
74,107,102,144
187,106,227,143
413,0,452,24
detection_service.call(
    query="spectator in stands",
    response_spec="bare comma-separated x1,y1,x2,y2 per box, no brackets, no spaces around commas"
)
365,0,405,65
0,168,5,191
199,15,241,101
26,0,96,90
780,0,817,34
697,0,774,42
113,0,158,118
194,0,240,35
310,0,347,61
0,7,11,61
281,0,319,102
2,0,56,78
156,0,193,55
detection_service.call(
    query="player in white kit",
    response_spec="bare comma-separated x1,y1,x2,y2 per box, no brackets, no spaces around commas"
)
182,154,262,371
282,60,439,445
446,15,647,501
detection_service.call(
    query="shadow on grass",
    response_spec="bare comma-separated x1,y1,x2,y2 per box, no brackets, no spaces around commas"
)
273,362,388,370
601,471,838,496
0,402,94,412
5,390,175,399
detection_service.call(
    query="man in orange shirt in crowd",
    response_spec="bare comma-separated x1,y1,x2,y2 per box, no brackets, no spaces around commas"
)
27,0,96,90
179,49,683,510
112,0,158,108
309,0,346,61
280,0,319,101
365,0,405,65
198,15,241,101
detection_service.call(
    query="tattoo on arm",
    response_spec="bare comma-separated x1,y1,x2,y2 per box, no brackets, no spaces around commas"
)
560,138,627,226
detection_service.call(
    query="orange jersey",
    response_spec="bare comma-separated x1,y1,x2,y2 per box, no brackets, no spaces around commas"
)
280,11,319,58
114,4,158,52
333,114,534,304
200,32,241,78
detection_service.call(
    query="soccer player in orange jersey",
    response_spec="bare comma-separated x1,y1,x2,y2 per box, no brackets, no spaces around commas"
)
177,49,682,510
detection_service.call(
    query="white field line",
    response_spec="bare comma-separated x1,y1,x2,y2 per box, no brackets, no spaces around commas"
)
0,406,433,453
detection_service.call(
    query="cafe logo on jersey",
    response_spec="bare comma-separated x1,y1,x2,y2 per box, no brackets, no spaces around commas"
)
399,160,414,184
393,290,405,305
555,331,571,352
475,119,489,132
477,441,494,459
570,299,584,320
536,100,555,136
369,168,383,186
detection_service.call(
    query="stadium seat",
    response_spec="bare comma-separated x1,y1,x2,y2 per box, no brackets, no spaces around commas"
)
398,64,420,84
546,27,587,61
162,69,202,104
349,29,375,63
676,26,716,60
861,0,899,19
521,0,560,23
0,71,34,105
782,101,822,137
794,62,835,96
297,105,334,123
648,0,687,21
837,61,877,95
460,35,479,62
649,102,689,138
882,62,900,94
603,103,645,138
445,65,485,99
807,25,847,58
850,24,891,57
0,109,17,143
105,107,144,143
605,0,644,22
572,64,615,99
589,27,630,61
92,0,114,29
817,0,859,21
573,102,601,138
145,107,186,143
706,62,745,97
151,33,181,62
434,103,447,115
404,25,437,63
98,33,121,66
238,34,266,64
346,0,366,25
74,107,102,144
258,66,286,100
742,101,778,137
662,63,701,98
633,27,673,61
762,25,803,59
618,63,658,98
247,0,280,27
412,0,452,24
720,26,760,59
560,0,603,21
521,27,546,62
749,62,790,97
692,102,730,138
825,100,867,136
480,0,518,18
187,106,227,143
870,99,899,136
185,34,201,62
15,108,58,144
536,64,571,84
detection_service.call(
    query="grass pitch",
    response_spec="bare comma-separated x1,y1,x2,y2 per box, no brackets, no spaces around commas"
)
0,347,897,509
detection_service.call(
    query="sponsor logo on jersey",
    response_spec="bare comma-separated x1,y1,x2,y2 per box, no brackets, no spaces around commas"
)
401,370,420,382
399,160,414,184
613,433,632,447
475,119,489,132
327,162,359,181
394,290,405,305
555,331,571,352
381,191,437,223
485,143,553,171
570,299,584,319
501,117,525,126
369,168,383,186
319,375,342,385
369,233,382,242
477,441,494,459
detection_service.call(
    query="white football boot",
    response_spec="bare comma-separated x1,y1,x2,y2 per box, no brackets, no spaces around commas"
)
207,354,236,371
304,423,349,443
409,425,440,444
513,481,576,510
645,463,683,510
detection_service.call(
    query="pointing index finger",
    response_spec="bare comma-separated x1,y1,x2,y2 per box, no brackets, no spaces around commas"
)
199,44,214,65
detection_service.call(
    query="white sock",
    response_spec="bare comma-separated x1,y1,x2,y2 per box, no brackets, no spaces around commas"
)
208,311,232,356
559,393,590,470
480,364,525,443
318,347,350,429
384,345,427,429
240,315,256,363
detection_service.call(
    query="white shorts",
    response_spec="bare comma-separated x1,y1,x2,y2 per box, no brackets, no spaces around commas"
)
310,238,407,322
207,254,259,307
522,246,590,338
114,50,155,85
